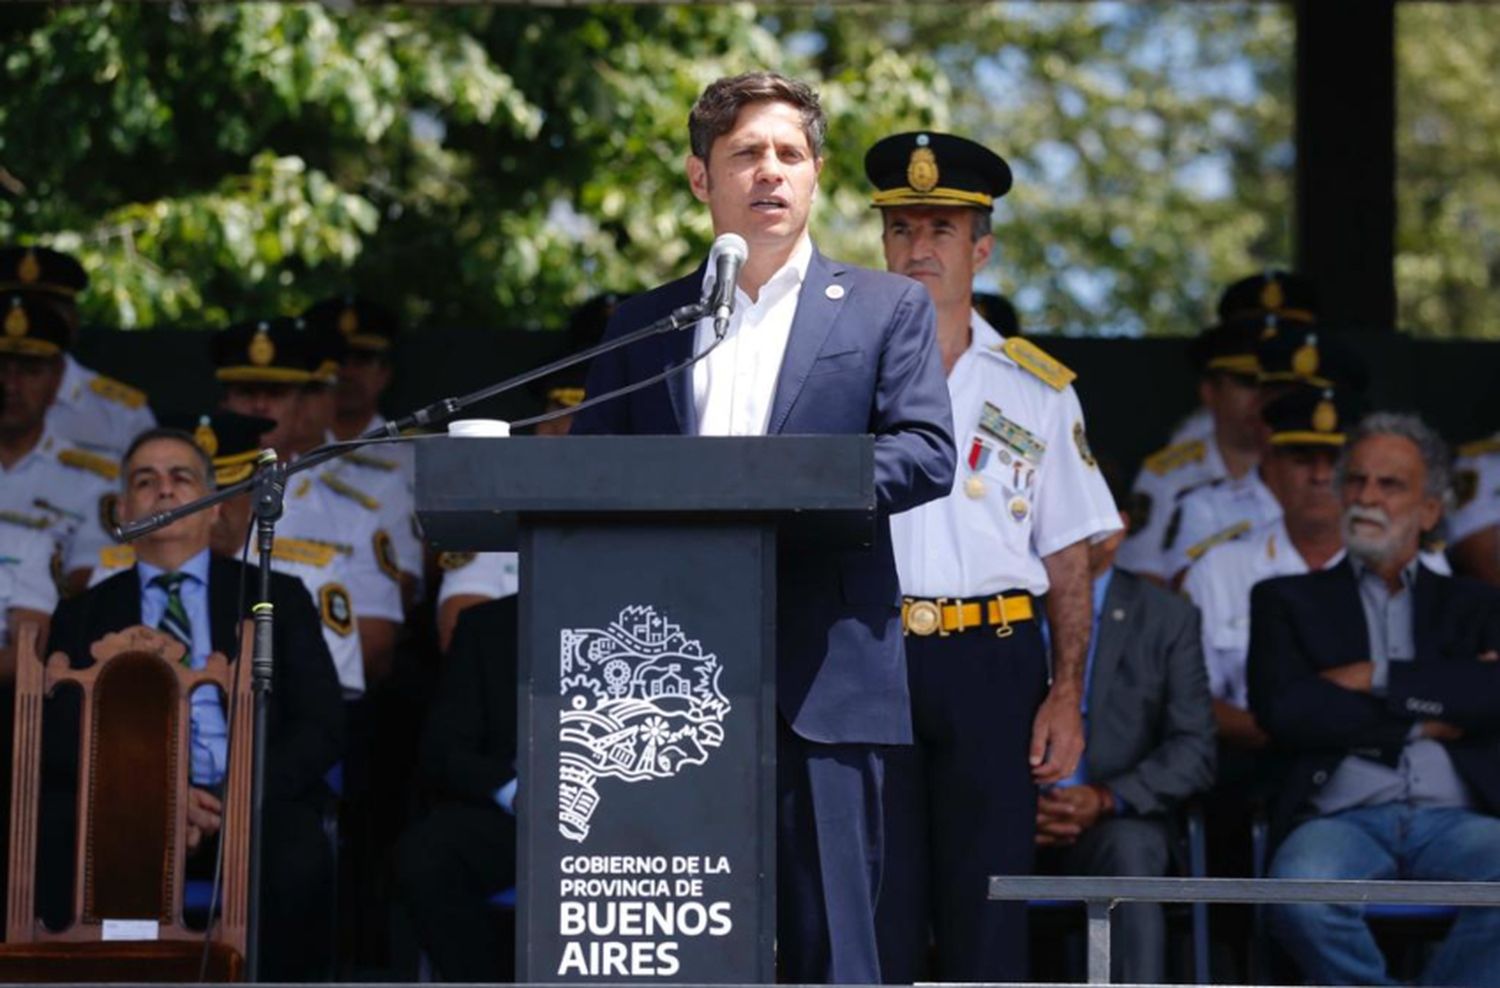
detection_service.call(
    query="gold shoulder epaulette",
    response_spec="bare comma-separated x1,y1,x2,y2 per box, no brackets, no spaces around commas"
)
1186,520,1253,562
343,451,399,472
1458,436,1500,459
88,374,148,410
57,447,120,481
1143,439,1207,478
999,337,1075,391
320,474,380,511
272,537,339,568
98,544,137,569
0,510,48,531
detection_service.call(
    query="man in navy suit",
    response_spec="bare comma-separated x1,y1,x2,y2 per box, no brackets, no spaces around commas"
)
572,72,955,983
1249,412,1500,986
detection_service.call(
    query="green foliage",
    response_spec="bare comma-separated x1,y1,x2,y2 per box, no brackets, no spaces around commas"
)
1395,4,1500,340
1,3,1304,335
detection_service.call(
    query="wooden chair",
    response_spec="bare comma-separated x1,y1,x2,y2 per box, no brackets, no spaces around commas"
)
2,623,253,982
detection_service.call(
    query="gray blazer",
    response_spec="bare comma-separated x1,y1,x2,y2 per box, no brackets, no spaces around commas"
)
1085,569,1217,816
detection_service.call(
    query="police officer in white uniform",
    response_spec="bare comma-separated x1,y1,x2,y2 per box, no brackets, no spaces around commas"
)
864,132,1120,983
1,523,57,666
0,295,117,592
211,318,404,688
1166,322,1370,581
0,246,155,455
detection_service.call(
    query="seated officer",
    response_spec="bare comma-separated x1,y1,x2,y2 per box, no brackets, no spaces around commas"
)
1034,464,1216,984
1163,326,1370,583
395,595,518,982
1248,412,1500,987
299,301,424,610
213,318,403,691
1116,318,1265,583
40,425,344,978
0,245,155,455
0,295,116,594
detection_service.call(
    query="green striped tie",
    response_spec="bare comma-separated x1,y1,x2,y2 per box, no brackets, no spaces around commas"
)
152,572,193,663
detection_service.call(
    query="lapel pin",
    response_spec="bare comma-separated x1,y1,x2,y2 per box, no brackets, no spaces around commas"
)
825,284,845,300
1112,608,1126,621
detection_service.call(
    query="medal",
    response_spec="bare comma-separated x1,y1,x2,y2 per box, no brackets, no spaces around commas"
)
1009,496,1029,521
964,475,987,499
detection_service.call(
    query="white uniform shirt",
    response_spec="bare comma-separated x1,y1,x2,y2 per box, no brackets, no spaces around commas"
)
46,354,156,455
692,236,812,437
890,313,1120,598
320,450,423,586
1116,435,1229,580
1165,469,1282,578
1450,438,1500,544
436,551,519,606
278,472,404,626
1,524,59,647
0,428,116,577
91,537,369,696
1184,521,1452,710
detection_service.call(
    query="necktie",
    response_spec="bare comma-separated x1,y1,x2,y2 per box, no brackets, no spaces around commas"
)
152,572,193,663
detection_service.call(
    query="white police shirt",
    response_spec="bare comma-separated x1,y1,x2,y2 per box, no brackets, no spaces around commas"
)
1450,436,1500,545
46,354,156,456
0,427,116,579
1,524,59,647
278,472,404,629
1164,469,1282,578
890,313,1120,598
436,551,520,606
91,536,370,697
1116,434,1230,580
319,451,423,590
692,235,811,437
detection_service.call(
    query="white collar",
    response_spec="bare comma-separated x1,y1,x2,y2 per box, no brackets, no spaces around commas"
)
701,234,814,301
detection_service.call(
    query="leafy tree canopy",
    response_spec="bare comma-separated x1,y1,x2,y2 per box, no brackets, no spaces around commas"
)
0,2,1358,337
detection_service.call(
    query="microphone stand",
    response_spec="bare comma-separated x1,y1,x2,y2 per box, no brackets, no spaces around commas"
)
115,298,708,980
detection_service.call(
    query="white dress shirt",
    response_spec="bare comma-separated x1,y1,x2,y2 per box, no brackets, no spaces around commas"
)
692,235,812,437
889,313,1121,598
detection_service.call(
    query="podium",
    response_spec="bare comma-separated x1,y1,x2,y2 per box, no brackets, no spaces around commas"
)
416,435,876,983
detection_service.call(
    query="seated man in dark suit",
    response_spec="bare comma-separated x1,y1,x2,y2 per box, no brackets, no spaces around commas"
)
1249,412,1500,986
395,596,518,982
40,426,345,979
1034,464,1216,983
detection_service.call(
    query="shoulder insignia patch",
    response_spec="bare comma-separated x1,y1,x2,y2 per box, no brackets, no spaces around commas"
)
319,583,355,637
1458,437,1500,459
438,551,476,571
321,474,380,511
343,451,398,472
374,529,401,582
1454,468,1479,509
1143,439,1207,478
99,543,137,570
57,447,120,481
1001,337,1075,391
88,374,148,410
1073,421,1097,468
1186,520,1253,562
0,510,49,531
272,537,339,568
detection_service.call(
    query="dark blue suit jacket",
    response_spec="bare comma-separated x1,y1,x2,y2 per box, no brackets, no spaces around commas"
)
1247,558,1500,844
572,247,955,745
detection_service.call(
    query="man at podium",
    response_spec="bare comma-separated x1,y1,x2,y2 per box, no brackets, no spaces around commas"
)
572,72,955,984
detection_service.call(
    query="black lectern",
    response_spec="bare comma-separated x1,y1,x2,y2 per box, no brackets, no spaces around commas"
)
416,435,875,984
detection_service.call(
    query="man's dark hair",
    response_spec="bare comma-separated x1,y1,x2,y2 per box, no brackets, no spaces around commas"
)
688,72,826,162
122,426,216,491
970,209,992,242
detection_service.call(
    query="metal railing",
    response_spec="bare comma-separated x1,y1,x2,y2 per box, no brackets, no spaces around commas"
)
989,875,1500,985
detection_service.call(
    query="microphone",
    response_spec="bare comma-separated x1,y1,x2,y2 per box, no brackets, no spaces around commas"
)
704,233,748,338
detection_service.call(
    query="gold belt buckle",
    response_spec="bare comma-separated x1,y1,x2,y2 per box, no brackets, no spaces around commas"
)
993,595,1015,638
904,598,941,637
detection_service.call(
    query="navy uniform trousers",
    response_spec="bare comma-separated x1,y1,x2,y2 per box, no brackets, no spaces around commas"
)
875,619,1049,983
